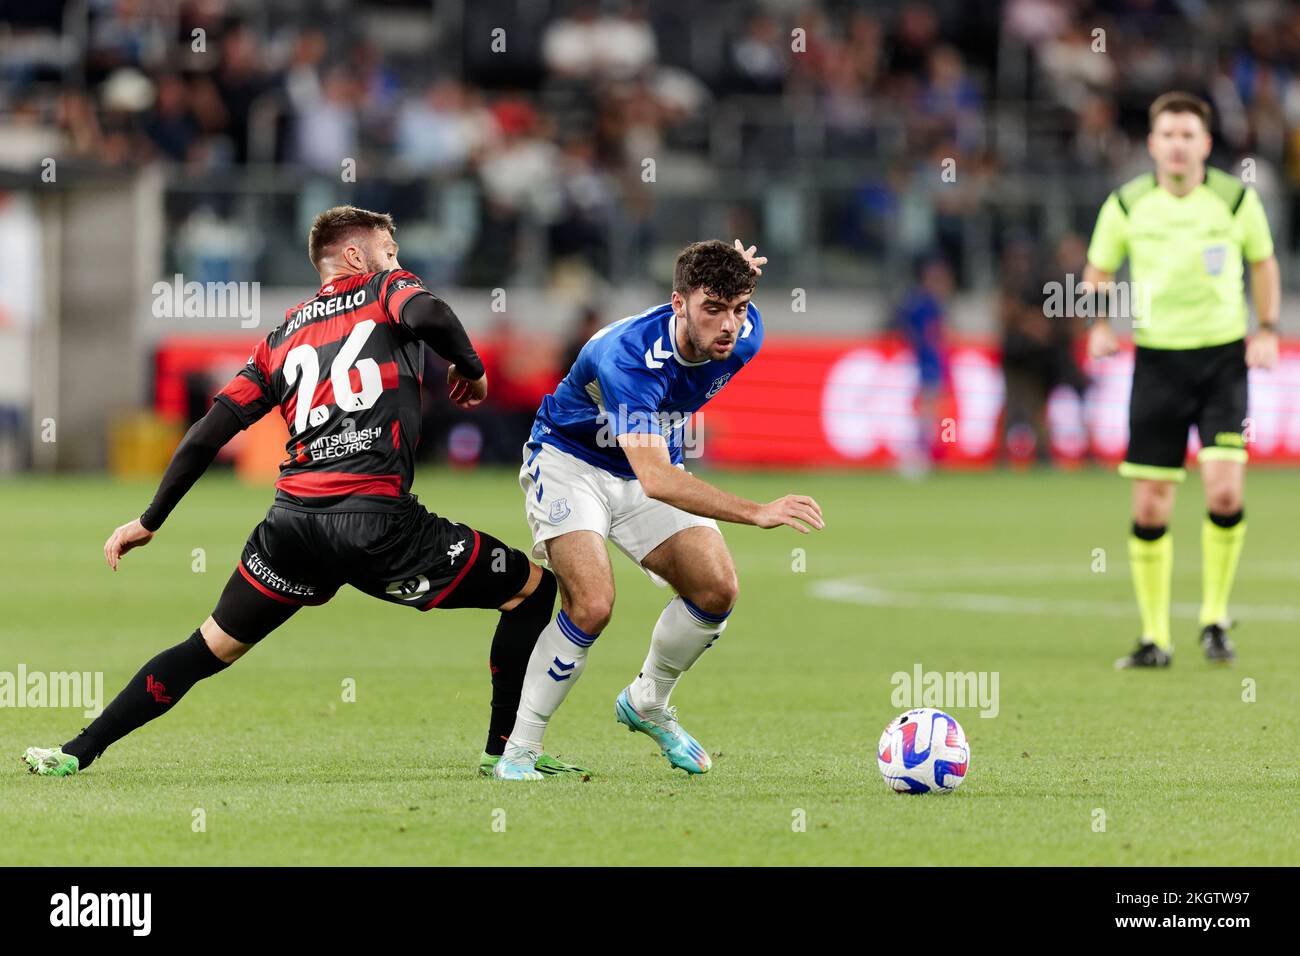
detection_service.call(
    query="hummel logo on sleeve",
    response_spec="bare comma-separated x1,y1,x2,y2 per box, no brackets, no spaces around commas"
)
644,338,673,369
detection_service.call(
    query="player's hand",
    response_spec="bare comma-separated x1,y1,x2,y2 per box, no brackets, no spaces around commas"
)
448,366,487,408
733,239,767,277
104,518,154,571
1247,329,1279,370
754,495,824,534
1087,321,1119,359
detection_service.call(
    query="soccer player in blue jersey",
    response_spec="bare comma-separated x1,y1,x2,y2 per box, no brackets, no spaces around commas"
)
493,240,825,779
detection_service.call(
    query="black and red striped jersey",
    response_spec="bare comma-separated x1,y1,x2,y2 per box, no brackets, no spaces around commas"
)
213,269,433,511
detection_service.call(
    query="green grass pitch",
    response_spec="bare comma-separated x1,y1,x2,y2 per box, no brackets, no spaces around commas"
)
2,467,1297,866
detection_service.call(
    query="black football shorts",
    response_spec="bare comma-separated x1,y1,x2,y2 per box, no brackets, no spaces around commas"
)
211,496,532,643
1120,338,1248,482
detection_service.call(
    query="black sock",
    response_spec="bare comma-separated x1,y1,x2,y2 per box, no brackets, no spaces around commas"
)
485,569,557,756
63,630,230,769
1209,508,1244,528
1132,522,1167,541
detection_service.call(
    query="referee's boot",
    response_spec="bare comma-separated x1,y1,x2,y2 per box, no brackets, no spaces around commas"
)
1199,622,1237,665
1114,639,1172,669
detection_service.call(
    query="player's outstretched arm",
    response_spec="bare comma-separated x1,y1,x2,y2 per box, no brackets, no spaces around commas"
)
105,401,243,570
400,292,488,408
618,433,824,533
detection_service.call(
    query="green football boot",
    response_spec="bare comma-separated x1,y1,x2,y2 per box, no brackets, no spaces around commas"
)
477,750,589,777
22,747,80,777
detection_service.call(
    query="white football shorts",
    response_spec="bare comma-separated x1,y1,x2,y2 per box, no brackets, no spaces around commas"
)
519,442,720,586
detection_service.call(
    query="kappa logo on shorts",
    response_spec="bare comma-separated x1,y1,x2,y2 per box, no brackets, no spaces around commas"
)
549,498,572,523
385,575,430,601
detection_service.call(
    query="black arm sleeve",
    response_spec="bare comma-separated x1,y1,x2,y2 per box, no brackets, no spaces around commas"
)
400,292,486,380
139,401,243,532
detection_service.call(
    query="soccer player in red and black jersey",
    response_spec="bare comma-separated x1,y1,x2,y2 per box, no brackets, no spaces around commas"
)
22,206,586,778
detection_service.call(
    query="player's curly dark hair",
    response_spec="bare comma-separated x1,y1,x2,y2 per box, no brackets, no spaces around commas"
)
308,205,396,268
673,240,757,301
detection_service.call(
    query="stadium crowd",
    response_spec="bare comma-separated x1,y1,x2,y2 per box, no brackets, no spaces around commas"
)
4,1,1300,282
3,0,1298,463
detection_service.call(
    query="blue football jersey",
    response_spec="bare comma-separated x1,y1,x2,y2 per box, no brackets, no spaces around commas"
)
532,301,764,478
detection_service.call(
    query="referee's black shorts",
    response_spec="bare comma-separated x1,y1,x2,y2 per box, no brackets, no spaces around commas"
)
1120,338,1248,482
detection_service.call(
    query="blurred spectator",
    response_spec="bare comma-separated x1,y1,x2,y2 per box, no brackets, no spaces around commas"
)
999,233,1091,464
478,316,558,462
885,3,940,84
550,135,617,277
1069,94,1129,172
913,45,983,154
395,78,494,174
1040,231,1091,400
728,13,787,94
142,73,201,162
348,39,400,122
213,23,272,164
561,306,604,375
289,66,359,174
1038,23,1116,112
998,237,1053,463
85,0,171,81
542,4,657,80
1004,0,1070,47
477,97,562,222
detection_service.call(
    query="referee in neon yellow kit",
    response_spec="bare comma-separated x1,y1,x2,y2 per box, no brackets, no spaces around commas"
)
1083,91,1281,668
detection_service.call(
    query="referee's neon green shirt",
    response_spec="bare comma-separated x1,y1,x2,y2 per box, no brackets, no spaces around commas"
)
1086,167,1274,350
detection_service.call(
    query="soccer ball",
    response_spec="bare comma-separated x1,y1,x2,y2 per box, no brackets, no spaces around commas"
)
876,708,970,794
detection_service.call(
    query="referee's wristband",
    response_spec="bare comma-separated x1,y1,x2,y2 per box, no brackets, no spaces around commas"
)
1258,320,1279,334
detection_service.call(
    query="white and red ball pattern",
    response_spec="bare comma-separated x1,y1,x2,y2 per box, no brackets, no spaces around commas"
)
877,708,970,794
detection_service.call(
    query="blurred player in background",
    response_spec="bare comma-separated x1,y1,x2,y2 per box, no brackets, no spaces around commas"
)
23,206,586,778
1083,92,1280,668
493,239,825,780
896,255,952,469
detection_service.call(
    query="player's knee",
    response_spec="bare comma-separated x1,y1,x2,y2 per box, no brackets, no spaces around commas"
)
1133,501,1166,527
1207,486,1242,516
199,617,253,665
691,571,739,617
564,594,614,635
1133,483,1174,525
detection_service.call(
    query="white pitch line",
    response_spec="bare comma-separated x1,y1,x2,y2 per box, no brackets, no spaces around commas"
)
836,561,1300,586
811,577,1300,622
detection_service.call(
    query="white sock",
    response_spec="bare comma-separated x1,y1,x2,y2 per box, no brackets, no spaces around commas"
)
628,597,729,714
506,611,599,751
